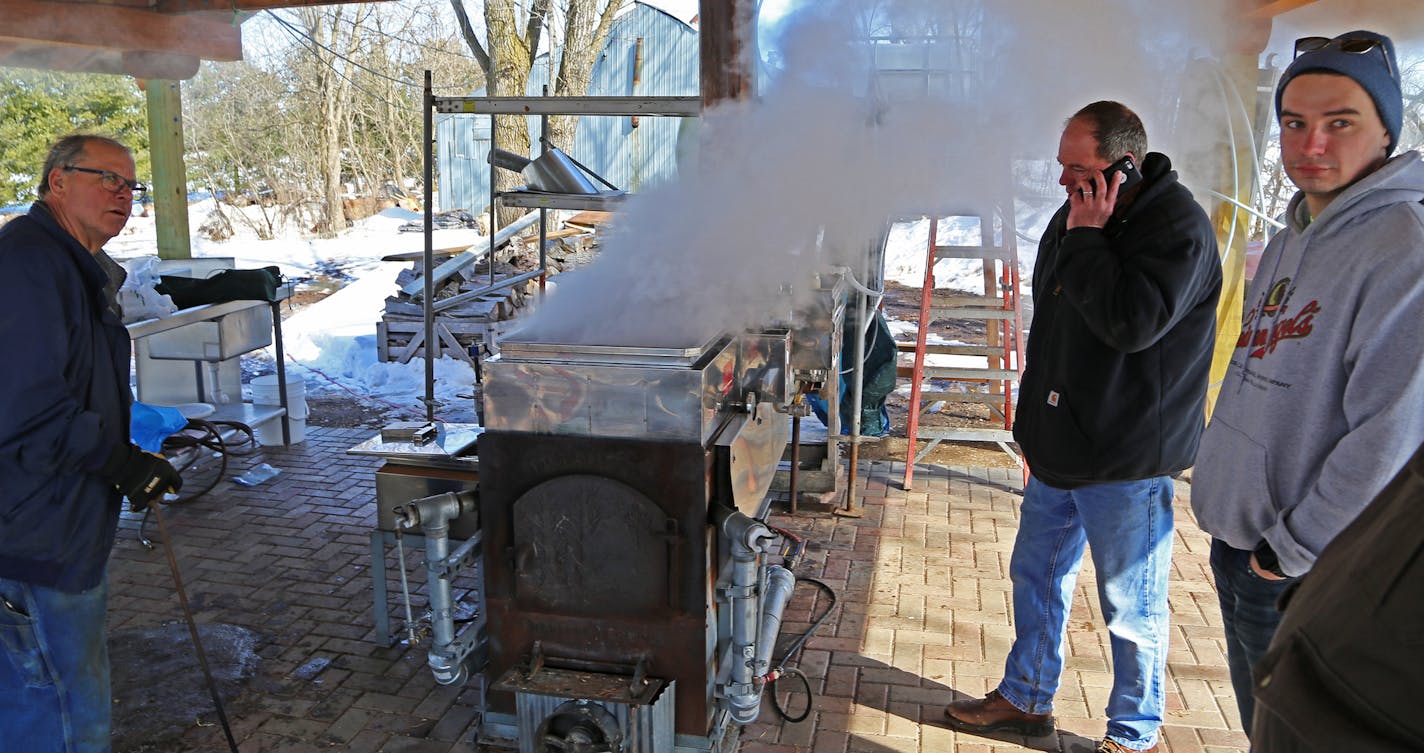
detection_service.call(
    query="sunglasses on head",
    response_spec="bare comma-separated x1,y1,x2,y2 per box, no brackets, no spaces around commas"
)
1293,36,1393,77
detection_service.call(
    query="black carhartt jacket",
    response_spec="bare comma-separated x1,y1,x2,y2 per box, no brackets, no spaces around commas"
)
1013,152,1221,488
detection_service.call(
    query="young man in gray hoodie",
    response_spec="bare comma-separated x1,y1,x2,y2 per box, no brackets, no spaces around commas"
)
1191,29,1424,734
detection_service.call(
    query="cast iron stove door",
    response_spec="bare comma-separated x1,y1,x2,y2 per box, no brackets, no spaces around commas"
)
513,475,677,615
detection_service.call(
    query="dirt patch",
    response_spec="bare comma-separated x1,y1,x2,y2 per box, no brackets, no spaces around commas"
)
304,395,396,430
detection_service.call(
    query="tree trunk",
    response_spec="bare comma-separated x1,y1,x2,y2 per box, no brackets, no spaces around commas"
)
546,0,625,153
450,0,630,225
485,0,534,226
299,6,366,234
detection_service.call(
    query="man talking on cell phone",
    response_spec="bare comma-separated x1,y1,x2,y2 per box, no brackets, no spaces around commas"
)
943,101,1221,753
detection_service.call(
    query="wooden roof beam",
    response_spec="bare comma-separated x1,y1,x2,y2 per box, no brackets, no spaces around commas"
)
1247,0,1325,20
0,39,201,79
153,0,377,11
0,0,241,61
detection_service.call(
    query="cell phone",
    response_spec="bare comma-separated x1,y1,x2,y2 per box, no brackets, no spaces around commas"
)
1102,155,1143,190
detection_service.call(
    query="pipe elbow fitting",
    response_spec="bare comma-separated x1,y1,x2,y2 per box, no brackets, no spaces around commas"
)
429,653,468,685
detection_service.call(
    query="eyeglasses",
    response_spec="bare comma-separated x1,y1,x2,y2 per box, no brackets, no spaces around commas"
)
1293,36,1394,78
63,165,148,198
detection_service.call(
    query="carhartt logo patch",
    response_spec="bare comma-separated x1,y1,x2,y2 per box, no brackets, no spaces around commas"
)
1047,390,1060,407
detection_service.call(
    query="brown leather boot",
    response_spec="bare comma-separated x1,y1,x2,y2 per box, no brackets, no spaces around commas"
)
943,689,1055,737
1096,739,1158,753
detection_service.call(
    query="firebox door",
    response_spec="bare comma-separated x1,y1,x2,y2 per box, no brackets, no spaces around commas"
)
512,474,678,615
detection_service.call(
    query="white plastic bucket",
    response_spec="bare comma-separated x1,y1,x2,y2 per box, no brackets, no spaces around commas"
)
250,375,308,445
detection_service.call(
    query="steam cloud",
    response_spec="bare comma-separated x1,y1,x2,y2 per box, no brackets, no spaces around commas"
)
512,0,1255,349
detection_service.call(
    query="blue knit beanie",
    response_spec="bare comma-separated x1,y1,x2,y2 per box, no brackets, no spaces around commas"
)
1275,30,1402,156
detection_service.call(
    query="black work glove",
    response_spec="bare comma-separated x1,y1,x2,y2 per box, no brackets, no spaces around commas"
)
100,443,182,511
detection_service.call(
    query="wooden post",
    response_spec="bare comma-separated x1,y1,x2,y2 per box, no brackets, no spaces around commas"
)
144,79,192,260
698,0,756,106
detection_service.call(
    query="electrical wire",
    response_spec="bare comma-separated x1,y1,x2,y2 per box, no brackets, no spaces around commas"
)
268,15,424,114
266,10,486,95
268,11,429,91
769,666,813,722
321,9,494,72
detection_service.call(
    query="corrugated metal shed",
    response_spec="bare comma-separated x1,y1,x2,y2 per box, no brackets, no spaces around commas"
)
437,2,699,213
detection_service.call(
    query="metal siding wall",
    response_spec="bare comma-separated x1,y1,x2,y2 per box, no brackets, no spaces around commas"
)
436,4,698,211
436,113,490,212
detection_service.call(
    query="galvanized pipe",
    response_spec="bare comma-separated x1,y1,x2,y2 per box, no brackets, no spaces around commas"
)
395,489,478,685
789,414,801,514
752,565,796,675
716,509,784,724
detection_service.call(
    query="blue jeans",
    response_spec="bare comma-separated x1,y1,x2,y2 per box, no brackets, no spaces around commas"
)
0,576,111,753
1209,539,1295,734
999,475,1173,750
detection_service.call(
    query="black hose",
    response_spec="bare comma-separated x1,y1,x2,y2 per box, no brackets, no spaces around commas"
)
161,419,256,504
769,666,812,723
773,577,838,668
139,419,259,544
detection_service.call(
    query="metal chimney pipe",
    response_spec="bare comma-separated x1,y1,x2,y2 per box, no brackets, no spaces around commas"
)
488,148,532,172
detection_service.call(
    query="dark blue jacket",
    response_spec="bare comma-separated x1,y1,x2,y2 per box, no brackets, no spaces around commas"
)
1013,153,1222,488
0,202,130,592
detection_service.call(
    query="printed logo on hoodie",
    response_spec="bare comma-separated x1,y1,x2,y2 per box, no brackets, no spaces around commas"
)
1236,276,1321,359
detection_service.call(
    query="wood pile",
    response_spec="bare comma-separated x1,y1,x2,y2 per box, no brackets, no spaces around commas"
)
377,221,597,366
378,260,531,366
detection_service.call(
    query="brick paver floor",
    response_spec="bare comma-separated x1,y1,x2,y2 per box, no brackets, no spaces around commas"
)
104,427,1248,753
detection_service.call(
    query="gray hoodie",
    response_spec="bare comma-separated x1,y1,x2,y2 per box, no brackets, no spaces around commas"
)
1192,150,1424,577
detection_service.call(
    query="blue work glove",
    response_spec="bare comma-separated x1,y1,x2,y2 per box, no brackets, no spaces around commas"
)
100,443,182,511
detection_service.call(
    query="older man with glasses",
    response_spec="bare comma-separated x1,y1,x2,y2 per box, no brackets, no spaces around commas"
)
0,134,180,752
1192,29,1424,736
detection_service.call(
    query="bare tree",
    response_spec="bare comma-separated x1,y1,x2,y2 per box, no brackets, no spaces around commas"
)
184,61,292,239
292,5,371,234
545,0,624,150
450,0,626,223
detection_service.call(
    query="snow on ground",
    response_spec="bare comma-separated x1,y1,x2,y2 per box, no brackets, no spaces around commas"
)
112,201,483,423
109,200,481,281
